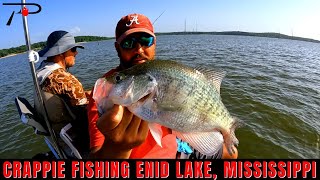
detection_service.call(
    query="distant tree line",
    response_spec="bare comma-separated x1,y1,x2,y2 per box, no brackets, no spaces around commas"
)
155,31,320,43
75,36,112,43
0,36,113,58
0,42,45,58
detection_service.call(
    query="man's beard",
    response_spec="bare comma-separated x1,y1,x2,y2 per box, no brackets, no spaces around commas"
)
120,53,150,69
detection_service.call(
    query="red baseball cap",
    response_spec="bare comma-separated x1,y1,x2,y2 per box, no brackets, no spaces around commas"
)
116,13,155,43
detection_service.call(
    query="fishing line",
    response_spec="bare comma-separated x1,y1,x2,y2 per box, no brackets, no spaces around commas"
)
153,10,166,25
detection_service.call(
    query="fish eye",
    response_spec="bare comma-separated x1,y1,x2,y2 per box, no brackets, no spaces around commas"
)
114,73,124,83
115,75,121,82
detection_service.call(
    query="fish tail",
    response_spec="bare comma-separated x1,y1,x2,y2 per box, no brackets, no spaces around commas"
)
223,117,241,156
231,116,242,146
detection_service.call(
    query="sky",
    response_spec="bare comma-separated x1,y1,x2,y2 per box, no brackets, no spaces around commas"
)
0,0,320,49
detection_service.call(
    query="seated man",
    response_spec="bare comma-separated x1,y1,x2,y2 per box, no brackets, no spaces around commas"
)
35,30,90,157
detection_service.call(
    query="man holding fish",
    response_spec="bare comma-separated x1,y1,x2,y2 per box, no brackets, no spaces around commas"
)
87,13,238,159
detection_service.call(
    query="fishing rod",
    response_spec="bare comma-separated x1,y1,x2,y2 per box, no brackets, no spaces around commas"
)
153,10,166,25
21,0,65,159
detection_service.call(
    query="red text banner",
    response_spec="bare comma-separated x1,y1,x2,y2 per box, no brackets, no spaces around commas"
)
1,159,318,179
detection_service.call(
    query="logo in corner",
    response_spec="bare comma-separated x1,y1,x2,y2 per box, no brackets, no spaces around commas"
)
2,2,42,26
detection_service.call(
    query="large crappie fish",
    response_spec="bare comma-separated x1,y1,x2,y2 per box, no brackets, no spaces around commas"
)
93,60,240,156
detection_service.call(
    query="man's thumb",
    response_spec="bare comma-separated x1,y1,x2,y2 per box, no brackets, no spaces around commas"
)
97,104,124,133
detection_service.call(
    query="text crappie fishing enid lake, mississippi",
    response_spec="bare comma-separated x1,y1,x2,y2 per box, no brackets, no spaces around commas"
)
1,160,318,179
2,160,217,179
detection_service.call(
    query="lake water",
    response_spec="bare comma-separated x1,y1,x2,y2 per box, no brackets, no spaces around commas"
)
0,35,319,159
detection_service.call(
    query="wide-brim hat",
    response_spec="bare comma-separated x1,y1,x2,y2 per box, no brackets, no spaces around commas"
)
38,30,84,57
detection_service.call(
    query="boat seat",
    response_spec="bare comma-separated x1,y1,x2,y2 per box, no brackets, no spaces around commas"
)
60,123,83,159
34,91,75,136
34,91,90,159
15,91,90,159
15,96,49,136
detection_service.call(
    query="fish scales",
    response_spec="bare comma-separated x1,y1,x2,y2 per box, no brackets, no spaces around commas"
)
120,60,233,132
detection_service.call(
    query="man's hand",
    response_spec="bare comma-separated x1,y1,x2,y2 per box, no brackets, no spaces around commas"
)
95,104,149,158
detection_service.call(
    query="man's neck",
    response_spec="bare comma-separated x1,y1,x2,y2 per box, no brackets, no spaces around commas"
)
48,56,67,70
56,61,67,70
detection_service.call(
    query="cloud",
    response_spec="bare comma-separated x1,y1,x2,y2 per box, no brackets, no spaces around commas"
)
69,26,81,34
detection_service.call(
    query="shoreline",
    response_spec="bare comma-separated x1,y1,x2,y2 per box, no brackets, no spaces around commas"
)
0,53,23,59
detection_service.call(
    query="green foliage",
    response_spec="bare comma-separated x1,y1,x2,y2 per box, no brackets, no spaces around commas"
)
0,36,113,58
75,36,113,43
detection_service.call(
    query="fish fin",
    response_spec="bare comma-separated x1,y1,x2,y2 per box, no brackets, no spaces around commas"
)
149,123,163,147
194,66,226,94
172,130,224,156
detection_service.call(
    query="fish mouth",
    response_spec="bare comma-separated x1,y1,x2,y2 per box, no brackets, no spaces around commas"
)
137,92,152,103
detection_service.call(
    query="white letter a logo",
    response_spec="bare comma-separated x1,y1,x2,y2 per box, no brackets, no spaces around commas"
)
126,15,140,26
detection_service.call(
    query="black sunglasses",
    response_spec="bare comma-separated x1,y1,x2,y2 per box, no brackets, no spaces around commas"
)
71,47,77,52
120,36,154,49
